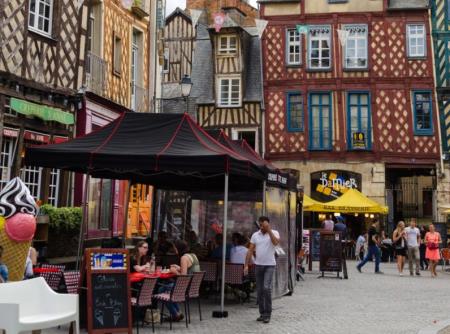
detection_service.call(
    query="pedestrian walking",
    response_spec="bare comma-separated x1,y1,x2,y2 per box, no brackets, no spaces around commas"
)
356,221,383,274
393,221,407,276
425,224,442,277
245,216,280,324
405,219,421,276
356,232,366,261
419,225,429,270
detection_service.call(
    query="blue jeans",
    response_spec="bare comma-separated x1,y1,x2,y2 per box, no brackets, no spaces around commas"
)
357,245,381,272
158,283,179,317
255,265,275,318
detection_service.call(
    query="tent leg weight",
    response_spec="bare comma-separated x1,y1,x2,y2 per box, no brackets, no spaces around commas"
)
212,311,228,318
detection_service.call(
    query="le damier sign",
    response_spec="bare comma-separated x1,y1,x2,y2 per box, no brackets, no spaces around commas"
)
311,170,362,202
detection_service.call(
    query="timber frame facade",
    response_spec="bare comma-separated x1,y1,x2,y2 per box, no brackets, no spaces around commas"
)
260,0,447,225
0,0,89,206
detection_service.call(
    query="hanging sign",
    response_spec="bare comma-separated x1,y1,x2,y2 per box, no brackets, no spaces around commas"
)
352,132,366,150
213,12,226,33
53,136,69,144
311,170,362,202
337,29,350,47
255,19,268,39
296,25,309,35
24,130,50,144
3,127,19,138
10,98,74,125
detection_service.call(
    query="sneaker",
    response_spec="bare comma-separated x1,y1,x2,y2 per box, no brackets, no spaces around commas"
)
410,272,413,276
356,266,362,273
375,271,384,274
263,317,271,324
257,316,265,322
416,272,421,276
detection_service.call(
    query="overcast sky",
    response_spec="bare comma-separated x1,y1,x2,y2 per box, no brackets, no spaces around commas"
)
166,0,258,16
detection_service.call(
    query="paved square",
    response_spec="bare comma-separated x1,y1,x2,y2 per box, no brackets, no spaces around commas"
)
44,261,450,334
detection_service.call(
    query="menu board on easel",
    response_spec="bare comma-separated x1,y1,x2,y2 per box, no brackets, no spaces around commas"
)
85,248,132,334
308,229,322,271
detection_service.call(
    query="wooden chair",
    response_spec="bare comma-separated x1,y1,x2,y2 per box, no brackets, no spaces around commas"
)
153,275,192,330
131,277,158,333
186,271,205,323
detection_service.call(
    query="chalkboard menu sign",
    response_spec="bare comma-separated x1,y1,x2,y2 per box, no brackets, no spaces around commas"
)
85,249,131,334
308,229,322,271
319,231,342,273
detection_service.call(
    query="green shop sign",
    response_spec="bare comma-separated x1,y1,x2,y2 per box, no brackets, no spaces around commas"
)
10,97,74,125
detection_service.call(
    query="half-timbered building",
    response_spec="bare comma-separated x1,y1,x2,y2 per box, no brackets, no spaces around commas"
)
0,0,88,207
75,0,153,237
260,0,446,228
431,0,450,216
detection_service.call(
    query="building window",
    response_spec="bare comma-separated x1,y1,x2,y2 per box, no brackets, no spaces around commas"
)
28,0,53,36
287,92,304,131
0,137,16,192
113,33,122,75
347,92,371,150
218,77,241,107
344,25,368,69
413,91,433,135
286,29,301,65
407,24,426,58
88,178,113,231
232,128,258,153
218,35,237,55
309,92,332,150
163,48,169,73
308,25,331,70
4,97,17,116
21,166,42,200
48,168,60,207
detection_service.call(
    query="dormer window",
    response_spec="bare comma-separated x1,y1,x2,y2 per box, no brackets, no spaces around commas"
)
218,35,237,55
28,0,53,37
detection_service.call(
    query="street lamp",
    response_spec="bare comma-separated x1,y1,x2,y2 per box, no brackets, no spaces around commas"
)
180,74,193,114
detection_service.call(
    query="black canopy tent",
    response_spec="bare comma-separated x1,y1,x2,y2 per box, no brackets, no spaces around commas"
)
25,112,267,317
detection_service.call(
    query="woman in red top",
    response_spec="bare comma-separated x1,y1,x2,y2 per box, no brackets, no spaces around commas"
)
425,224,442,277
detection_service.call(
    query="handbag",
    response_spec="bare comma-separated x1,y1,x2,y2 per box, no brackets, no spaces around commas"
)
274,245,286,256
427,242,439,250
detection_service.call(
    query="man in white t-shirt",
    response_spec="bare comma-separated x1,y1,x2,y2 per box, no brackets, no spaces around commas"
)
405,218,421,276
245,216,280,324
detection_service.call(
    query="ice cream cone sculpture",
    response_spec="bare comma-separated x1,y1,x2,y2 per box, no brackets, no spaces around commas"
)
0,177,38,281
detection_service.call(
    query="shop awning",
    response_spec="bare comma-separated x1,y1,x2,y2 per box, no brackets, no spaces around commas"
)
10,98,74,125
303,188,388,214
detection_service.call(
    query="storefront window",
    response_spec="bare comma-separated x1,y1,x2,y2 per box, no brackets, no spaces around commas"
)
48,168,60,206
88,178,113,232
20,165,42,200
0,137,16,191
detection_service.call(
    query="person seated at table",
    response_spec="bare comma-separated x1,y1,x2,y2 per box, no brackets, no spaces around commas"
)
230,233,250,265
131,241,151,273
153,231,178,257
0,245,9,283
187,231,208,260
170,241,201,275
24,246,37,279
210,233,231,260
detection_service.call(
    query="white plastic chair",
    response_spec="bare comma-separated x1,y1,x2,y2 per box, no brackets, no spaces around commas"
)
0,277,79,334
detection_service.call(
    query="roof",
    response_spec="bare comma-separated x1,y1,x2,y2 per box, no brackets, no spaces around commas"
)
190,23,263,105
165,7,191,23
258,0,299,3
387,0,429,9
25,113,266,191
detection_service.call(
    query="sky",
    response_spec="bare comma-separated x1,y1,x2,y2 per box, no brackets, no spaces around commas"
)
166,0,258,16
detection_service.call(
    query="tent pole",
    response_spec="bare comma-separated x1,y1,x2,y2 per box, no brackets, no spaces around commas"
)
122,181,132,247
76,173,90,271
213,173,229,318
262,181,267,215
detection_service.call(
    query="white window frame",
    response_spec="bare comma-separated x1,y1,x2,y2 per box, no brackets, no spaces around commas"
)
343,24,368,70
131,31,139,111
308,25,332,70
218,35,238,55
406,24,426,58
286,28,301,66
20,166,42,200
48,168,60,207
231,128,259,153
217,77,241,108
28,0,53,37
0,137,17,192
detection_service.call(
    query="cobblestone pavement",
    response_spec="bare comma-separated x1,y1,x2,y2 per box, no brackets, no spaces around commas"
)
44,261,450,334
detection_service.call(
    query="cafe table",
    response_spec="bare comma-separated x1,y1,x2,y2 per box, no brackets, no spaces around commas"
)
33,267,61,275
129,272,176,283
